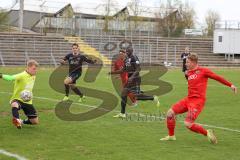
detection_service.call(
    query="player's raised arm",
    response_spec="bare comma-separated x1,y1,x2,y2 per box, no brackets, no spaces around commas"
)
60,55,69,65
0,73,22,81
205,68,237,93
83,55,97,64
60,59,66,65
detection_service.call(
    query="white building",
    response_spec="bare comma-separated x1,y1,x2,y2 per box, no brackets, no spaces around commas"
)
214,29,240,55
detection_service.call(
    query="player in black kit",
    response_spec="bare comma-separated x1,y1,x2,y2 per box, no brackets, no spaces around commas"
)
109,47,160,118
181,47,190,79
61,43,96,102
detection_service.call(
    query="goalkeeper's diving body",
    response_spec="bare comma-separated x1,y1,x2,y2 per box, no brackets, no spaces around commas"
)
0,60,39,129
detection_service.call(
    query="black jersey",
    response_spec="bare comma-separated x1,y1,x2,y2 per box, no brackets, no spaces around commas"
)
181,52,189,72
63,53,95,74
123,54,140,79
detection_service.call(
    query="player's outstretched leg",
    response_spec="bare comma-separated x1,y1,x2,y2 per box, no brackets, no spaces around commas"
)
63,77,71,101
184,121,217,144
11,101,22,129
136,94,160,107
114,88,128,118
63,84,70,100
21,102,39,127
185,121,207,136
113,95,127,118
23,117,39,125
127,92,137,107
160,109,176,141
69,85,85,102
184,105,217,144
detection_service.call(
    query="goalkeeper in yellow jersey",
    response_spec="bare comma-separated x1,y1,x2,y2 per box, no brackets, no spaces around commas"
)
0,60,39,129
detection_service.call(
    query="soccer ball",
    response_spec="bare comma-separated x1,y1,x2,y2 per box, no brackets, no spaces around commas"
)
20,90,32,102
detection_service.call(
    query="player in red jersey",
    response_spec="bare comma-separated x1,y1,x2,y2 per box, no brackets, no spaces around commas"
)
112,49,137,106
160,53,237,144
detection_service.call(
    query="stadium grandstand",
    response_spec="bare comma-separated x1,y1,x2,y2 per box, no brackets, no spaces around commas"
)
0,1,240,67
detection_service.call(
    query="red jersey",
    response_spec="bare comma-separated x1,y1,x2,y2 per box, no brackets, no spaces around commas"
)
113,59,128,85
187,67,232,100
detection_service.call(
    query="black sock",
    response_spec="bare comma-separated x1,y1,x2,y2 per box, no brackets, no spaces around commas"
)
23,119,32,125
65,84,70,96
71,87,83,97
12,107,19,119
136,94,154,101
121,96,127,114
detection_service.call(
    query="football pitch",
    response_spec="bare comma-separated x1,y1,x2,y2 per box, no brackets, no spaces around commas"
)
0,67,239,160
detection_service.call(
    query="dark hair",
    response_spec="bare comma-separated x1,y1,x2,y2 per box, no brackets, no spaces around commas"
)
72,43,79,47
126,47,133,55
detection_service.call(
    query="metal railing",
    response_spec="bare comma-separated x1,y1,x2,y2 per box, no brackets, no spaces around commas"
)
0,36,71,66
0,33,227,67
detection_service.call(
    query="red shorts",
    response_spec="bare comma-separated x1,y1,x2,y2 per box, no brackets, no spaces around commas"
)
171,97,205,123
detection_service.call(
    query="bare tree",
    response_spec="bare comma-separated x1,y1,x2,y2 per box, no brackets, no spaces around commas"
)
179,2,195,29
155,0,180,37
155,0,195,37
100,0,119,32
205,10,220,37
127,0,145,30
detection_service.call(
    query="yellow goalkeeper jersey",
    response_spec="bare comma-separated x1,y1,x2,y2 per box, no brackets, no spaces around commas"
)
10,71,36,104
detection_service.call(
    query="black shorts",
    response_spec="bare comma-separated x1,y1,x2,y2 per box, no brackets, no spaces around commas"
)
68,72,81,84
12,100,37,119
182,64,187,72
125,77,141,95
129,85,141,95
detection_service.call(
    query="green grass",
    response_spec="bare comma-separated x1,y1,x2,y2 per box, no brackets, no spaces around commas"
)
0,67,240,160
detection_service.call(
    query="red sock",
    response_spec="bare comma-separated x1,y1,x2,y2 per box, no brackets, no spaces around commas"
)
128,92,136,103
167,117,176,136
188,123,207,136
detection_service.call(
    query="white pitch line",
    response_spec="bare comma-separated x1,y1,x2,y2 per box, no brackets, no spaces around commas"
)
128,113,240,133
0,91,96,109
196,123,240,133
0,91,240,133
0,149,28,160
